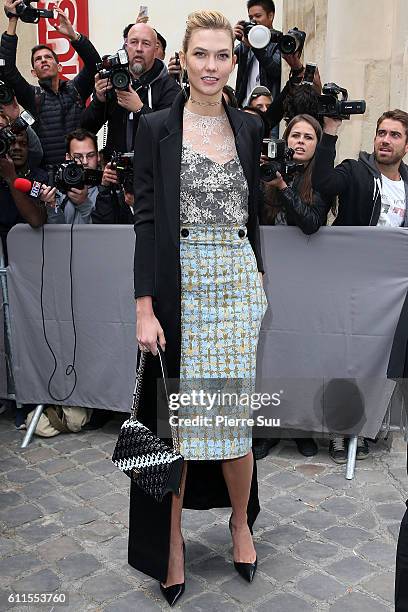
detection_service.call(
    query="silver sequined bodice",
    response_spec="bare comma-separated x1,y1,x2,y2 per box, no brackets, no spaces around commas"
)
180,108,249,225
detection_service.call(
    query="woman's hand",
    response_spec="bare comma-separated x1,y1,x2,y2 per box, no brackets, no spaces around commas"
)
266,171,287,191
136,297,166,355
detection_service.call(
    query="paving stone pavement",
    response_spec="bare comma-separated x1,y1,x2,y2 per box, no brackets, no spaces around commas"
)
0,411,405,611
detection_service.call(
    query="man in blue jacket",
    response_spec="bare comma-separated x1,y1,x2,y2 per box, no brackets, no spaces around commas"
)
1,0,100,166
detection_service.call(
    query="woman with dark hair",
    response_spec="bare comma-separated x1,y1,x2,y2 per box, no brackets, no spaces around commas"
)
255,114,332,461
261,113,331,233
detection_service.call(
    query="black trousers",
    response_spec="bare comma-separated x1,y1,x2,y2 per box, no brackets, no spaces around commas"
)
396,501,408,611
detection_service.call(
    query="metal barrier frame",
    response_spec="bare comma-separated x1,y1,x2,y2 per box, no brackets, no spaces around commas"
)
0,249,43,448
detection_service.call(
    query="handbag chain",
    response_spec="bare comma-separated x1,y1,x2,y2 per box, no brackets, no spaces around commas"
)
130,349,181,454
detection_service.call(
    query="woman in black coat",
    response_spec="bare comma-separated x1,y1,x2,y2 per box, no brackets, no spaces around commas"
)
260,113,331,232
130,10,267,607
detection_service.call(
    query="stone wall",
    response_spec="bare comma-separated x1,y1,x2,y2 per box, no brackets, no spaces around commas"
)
1,1,407,161
284,0,408,160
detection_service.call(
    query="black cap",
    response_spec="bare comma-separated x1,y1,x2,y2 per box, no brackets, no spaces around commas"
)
154,30,167,52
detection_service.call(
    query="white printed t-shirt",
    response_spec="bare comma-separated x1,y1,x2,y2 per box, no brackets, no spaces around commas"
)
378,174,406,227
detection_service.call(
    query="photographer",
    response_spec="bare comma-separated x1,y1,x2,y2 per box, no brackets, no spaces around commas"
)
1,0,101,165
234,0,281,108
264,61,322,132
81,24,180,155
154,30,167,62
41,129,101,225
312,109,408,227
261,113,331,231
248,85,272,113
0,112,46,262
91,158,134,225
255,114,332,460
0,95,43,167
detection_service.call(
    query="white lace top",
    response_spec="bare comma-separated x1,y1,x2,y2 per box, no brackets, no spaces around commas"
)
180,108,249,225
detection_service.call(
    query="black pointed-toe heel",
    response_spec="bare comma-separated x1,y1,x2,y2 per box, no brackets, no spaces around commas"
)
229,515,257,583
160,541,186,607
234,557,258,583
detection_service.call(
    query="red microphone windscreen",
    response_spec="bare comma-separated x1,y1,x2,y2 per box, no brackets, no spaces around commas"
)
14,178,33,193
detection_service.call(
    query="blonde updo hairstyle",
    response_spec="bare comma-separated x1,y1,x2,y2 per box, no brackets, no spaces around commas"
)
182,10,235,54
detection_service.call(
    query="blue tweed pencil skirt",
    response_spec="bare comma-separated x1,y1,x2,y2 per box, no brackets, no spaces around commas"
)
178,225,268,460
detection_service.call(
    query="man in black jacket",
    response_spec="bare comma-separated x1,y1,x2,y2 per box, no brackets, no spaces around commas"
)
234,0,281,108
1,0,101,166
312,109,408,463
91,158,134,225
312,109,408,227
81,23,180,155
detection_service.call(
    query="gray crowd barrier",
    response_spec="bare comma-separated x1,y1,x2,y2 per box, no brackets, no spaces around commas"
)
0,240,8,399
3,225,407,443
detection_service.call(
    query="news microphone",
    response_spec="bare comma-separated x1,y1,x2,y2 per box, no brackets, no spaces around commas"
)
14,177,42,198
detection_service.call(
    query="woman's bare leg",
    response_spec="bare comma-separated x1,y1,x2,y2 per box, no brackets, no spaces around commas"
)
221,451,256,563
162,462,188,587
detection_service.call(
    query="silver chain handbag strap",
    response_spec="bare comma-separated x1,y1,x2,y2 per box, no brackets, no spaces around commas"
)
130,348,181,454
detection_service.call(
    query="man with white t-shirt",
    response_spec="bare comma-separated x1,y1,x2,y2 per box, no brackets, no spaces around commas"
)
311,109,408,463
312,109,408,228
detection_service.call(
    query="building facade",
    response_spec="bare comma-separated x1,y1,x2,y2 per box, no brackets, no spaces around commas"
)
1,0,407,160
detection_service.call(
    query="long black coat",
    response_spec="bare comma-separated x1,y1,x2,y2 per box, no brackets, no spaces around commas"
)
129,91,264,582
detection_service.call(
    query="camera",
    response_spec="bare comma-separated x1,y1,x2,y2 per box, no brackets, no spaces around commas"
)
12,1,54,24
97,49,131,91
110,151,134,192
242,21,306,55
317,83,366,120
271,28,306,55
301,62,317,86
51,161,103,193
0,110,35,158
240,20,257,38
260,138,304,182
0,59,14,106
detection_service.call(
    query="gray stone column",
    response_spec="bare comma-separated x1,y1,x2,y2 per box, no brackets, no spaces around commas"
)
283,0,408,160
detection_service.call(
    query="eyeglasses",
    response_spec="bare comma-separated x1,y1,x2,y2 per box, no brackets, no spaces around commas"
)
71,152,97,162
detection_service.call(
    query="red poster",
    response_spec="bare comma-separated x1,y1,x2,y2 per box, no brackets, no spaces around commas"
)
37,0,89,81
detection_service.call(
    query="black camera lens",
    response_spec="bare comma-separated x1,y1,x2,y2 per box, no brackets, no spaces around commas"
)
63,164,83,187
280,34,297,55
112,70,130,90
243,20,256,36
260,162,280,182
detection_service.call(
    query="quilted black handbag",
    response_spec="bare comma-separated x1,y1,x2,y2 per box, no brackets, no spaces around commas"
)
112,348,184,502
